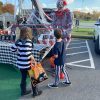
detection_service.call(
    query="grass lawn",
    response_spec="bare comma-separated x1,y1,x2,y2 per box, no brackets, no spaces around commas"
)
72,27,94,37
80,20,95,23
0,64,20,100
73,19,95,24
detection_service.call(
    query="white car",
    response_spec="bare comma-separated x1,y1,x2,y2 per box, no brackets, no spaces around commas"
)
94,21,100,54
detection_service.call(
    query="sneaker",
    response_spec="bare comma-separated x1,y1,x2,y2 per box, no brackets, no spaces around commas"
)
32,90,42,97
62,81,71,85
21,90,31,96
48,83,58,88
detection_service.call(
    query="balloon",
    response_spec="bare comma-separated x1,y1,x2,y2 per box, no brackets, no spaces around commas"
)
60,72,64,79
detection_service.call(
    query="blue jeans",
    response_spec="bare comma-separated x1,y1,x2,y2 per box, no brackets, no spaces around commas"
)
55,65,70,85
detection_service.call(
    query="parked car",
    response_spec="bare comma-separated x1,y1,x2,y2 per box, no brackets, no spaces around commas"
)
94,21,100,54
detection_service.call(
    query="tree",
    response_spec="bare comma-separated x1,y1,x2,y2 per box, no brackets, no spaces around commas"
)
2,3,14,15
0,1,3,14
0,1,3,6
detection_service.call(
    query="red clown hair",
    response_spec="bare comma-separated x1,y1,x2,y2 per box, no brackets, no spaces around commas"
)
63,0,67,6
57,0,67,6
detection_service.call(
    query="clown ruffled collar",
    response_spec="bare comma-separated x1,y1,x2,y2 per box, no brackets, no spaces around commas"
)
55,8,69,18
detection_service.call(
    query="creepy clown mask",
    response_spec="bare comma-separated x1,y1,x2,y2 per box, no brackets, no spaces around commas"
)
56,0,67,9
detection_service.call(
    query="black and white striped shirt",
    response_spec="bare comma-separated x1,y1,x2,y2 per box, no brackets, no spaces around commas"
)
11,39,33,69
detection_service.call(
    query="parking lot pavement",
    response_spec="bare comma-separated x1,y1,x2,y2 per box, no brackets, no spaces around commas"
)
19,70,100,100
19,38,100,100
66,39,95,69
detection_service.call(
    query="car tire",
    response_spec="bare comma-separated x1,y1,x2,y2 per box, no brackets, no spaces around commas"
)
95,36,100,54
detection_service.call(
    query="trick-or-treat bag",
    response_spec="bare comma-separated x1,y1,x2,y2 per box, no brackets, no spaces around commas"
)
49,56,55,68
28,63,48,85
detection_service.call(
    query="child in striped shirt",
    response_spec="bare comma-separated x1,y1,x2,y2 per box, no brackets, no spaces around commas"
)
11,26,42,97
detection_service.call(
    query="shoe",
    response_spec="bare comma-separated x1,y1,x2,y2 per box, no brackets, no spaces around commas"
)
62,81,71,85
21,90,31,96
37,91,42,96
32,90,42,97
48,83,58,88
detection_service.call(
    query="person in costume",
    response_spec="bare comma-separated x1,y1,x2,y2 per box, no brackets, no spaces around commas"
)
52,0,73,42
48,29,71,88
11,26,42,97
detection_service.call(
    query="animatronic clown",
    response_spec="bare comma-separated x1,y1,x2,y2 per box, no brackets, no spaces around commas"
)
52,0,73,41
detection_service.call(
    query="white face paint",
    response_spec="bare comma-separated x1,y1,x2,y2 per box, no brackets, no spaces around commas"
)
56,1,64,9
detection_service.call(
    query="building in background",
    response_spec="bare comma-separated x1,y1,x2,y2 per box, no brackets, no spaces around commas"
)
0,13,15,29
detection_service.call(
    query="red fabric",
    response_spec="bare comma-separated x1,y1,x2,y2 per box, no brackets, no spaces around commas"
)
55,8,69,18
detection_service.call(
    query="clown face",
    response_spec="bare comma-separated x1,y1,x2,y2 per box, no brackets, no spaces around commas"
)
57,1,64,9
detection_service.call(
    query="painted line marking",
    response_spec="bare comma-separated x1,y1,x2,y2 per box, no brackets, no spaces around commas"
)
71,39,85,42
69,42,86,45
67,59,90,64
65,40,95,69
67,46,87,50
66,63,93,69
86,40,95,69
66,51,88,56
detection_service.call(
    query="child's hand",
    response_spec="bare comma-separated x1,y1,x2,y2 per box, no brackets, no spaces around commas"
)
32,61,37,66
34,61,37,66
30,55,37,66
54,54,58,58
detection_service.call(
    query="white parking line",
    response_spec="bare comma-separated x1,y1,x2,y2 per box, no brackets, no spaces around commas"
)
66,63,92,69
69,42,86,45
66,51,88,56
71,39,83,42
67,59,90,64
67,46,87,50
86,40,95,69
66,40,95,69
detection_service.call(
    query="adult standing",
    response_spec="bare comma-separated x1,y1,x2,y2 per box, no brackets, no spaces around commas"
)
98,17,100,23
75,17,80,29
52,0,73,42
0,21,4,29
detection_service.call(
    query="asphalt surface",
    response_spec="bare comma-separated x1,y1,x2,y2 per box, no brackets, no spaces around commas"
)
66,39,95,69
19,38,100,100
